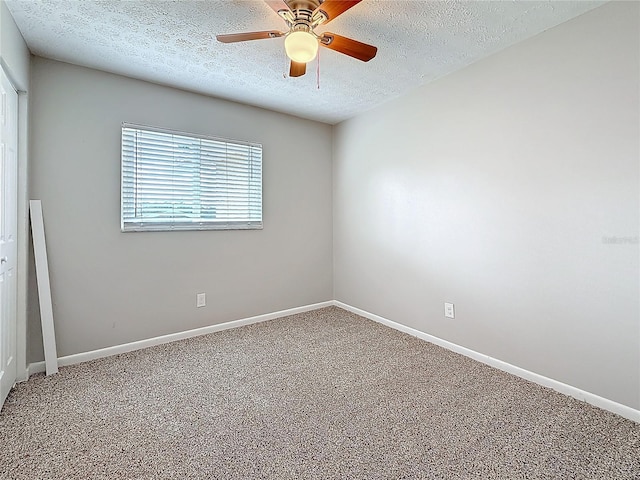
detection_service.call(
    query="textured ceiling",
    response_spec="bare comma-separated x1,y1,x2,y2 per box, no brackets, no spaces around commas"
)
6,0,606,124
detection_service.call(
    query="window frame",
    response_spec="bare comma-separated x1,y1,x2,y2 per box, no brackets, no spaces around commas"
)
120,122,263,233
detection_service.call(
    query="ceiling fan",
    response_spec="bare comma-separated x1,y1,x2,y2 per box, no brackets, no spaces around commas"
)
216,0,377,78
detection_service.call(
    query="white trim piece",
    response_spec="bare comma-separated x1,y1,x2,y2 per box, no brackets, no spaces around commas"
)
26,301,333,375
333,301,640,424
15,92,29,383
29,200,58,376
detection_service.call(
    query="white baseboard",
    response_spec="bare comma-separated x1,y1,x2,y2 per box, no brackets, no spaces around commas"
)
25,361,46,376
24,299,639,424
26,300,333,377
333,301,640,424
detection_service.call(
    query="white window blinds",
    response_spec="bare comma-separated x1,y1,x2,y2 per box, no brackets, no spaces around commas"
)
121,123,262,232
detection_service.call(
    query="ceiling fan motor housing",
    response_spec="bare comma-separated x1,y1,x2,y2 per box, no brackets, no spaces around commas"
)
279,0,328,35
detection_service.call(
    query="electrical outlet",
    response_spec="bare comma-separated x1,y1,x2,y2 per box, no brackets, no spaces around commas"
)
444,302,455,319
196,293,206,308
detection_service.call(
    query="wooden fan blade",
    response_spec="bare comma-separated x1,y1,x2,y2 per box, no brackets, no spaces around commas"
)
315,0,362,24
264,0,290,15
216,31,283,43
320,33,377,61
289,61,306,77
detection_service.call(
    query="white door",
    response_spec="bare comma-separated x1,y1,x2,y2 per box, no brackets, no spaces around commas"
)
0,67,18,408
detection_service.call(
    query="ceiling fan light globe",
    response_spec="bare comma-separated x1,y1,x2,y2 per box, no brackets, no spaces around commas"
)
285,31,318,63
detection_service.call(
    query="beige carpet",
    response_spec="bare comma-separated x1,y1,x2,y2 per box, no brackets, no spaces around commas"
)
1,306,638,479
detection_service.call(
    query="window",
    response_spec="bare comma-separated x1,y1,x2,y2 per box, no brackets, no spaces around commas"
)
121,123,262,232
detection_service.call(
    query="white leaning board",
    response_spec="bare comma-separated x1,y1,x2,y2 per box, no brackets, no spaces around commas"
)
30,200,58,375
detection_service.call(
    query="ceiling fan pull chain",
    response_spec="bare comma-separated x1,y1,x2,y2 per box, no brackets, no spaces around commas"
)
284,51,289,78
316,47,320,89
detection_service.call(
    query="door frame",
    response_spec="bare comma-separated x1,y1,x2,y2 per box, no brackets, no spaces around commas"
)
1,61,29,384
16,87,28,382
0,64,19,403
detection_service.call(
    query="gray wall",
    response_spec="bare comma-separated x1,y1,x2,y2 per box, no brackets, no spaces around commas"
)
29,58,333,360
333,1,639,410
